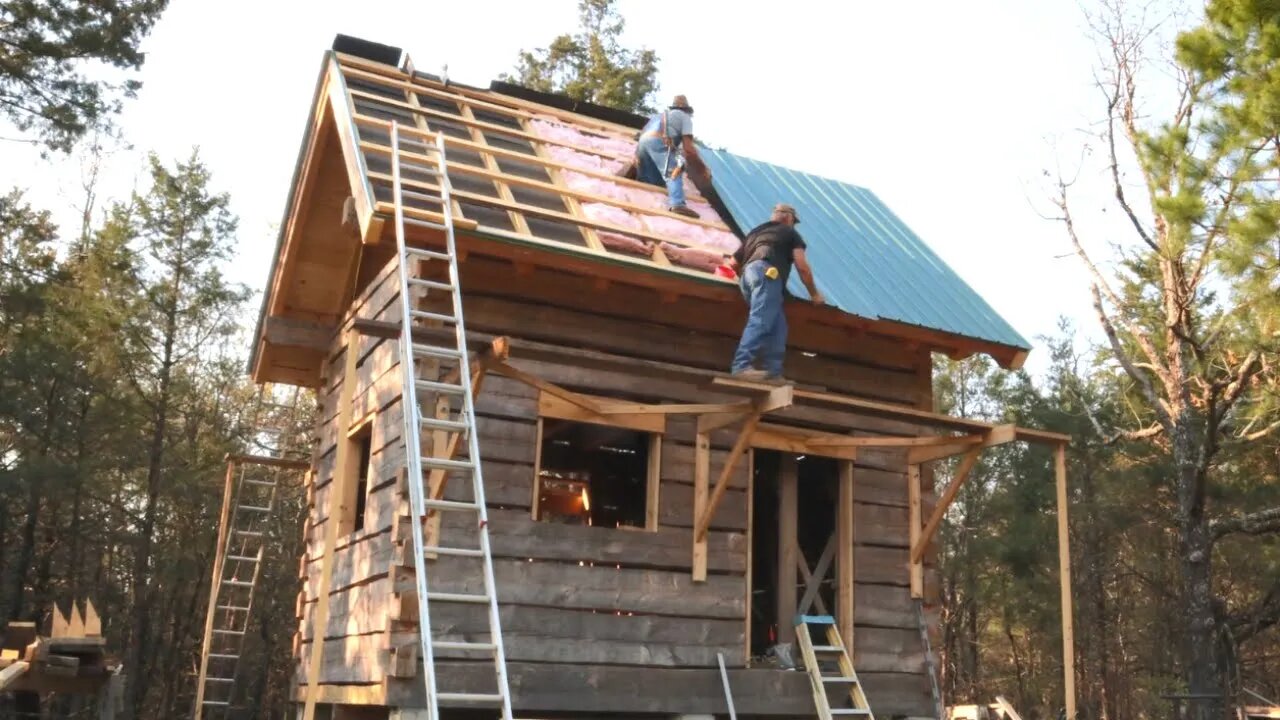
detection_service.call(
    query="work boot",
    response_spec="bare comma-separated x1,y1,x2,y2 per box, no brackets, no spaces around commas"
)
762,374,789,385
731,368,768,381
669,204,700,219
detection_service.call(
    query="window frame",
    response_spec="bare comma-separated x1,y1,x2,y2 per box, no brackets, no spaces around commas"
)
531,391,664,531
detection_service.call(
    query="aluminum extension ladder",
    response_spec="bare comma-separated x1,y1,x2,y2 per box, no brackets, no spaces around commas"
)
388,120,514,720
194,384,307,719
794,615,876,720
916,598,944,720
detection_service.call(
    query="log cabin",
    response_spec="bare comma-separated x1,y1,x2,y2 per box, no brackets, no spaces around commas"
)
198,34,1077,720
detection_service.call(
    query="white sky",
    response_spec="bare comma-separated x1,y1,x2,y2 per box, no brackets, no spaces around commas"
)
1,0,1184,375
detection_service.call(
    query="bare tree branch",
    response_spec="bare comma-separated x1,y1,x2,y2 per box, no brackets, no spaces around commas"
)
1212,507,1280,541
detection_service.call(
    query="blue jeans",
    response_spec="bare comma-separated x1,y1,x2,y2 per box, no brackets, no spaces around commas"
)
731,260,787,376
635,135,687,208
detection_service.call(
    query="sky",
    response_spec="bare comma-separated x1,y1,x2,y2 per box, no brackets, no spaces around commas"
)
0,0,1187,376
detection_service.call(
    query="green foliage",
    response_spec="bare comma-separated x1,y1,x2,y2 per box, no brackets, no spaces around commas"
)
0,0,169,152
502,0,659,113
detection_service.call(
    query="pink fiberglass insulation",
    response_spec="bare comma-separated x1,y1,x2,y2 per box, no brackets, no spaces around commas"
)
598,232,652,256
563,170,668,213
660,242,724,273
581,201,644,231
642,214,740,255
527,115,742,267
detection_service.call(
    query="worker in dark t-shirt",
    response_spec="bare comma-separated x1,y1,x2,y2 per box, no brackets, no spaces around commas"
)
728,203,824,381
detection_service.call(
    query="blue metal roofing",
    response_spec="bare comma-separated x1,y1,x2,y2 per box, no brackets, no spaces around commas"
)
700,147,1030,351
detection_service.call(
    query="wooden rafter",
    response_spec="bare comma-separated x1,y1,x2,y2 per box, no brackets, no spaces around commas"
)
484,359,601,412
907,423,1015,464
806,434,984,448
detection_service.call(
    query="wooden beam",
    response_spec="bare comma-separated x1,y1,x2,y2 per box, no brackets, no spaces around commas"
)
485,359,601,412
908,464,924,599
595,400,753,416
1056,443,1077,720
910,445,983,565
698,410,751,434
794,554,829,615
302,329,359,720
695,413,761,543
692,432,711,582
777,455,798,645
225,453,310,470
907,424,1016,464
838,460,856,654
82,600,100,637
263,316,334,351
0,661,28,691
538,392,666,434
646,434,662,532
797,535,836,617
807,434,984,448
750,424,859,461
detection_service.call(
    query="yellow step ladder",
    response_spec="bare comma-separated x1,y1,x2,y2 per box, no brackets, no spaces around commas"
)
794,615,875,720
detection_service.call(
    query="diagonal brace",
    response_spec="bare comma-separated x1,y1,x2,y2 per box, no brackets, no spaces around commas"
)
695,412,761,543
910,445,982,565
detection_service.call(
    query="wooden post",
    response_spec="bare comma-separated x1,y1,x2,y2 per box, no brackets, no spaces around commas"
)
837,459,856,654
908,463,924,599
303,329,360,720
692,433,711,582
1055,443,1076,720
646,434,662,531
777,455,798,644
194,459,237,718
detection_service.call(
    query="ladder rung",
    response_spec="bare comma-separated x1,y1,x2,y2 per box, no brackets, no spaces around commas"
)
433,640,497,652
413,343,462,360
204,677,235,683
202,701,231,706
212,629,245,636
226,555,259,563
423,545,484,557
421,456,474,472
415,378,465,394
407,218,450,232
237,504,271,513
830,710,872,716
410,309,458,324
407,247,451,261
409,278,455,293
222,580,254,587
426,592,491,604
232,529,262,537
420,416,468,433
812,645,845,653
208,653,239,660
822,676,859,683
423,498,480,512
437,692,504,704
243,479,276,487
216,605,250,612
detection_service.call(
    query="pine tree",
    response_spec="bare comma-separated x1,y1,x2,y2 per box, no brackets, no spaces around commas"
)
0,0,169,152
503,0,660,113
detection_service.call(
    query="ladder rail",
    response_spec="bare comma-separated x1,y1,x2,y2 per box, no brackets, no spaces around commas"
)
193,385,306,720
391,121,445,720
390,120,514,720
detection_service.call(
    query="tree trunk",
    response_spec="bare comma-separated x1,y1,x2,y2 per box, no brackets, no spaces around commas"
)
123,306,179,720
1175,426,1221,720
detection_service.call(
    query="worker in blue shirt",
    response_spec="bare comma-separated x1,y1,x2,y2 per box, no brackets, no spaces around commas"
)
633,95,710,218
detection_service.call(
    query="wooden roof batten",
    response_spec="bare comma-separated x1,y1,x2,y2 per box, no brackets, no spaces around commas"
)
252,48,1032,386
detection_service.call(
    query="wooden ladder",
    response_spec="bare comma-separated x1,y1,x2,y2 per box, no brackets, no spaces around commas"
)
795,614,875,720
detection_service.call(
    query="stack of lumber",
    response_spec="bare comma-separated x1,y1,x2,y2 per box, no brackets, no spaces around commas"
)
0,599,120,701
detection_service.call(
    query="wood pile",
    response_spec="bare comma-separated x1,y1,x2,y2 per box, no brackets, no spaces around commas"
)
0,599,123,716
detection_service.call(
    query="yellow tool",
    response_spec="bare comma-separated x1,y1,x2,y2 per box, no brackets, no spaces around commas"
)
765,266,779,280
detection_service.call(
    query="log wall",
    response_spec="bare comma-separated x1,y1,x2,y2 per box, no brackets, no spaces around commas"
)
293,257,937,716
